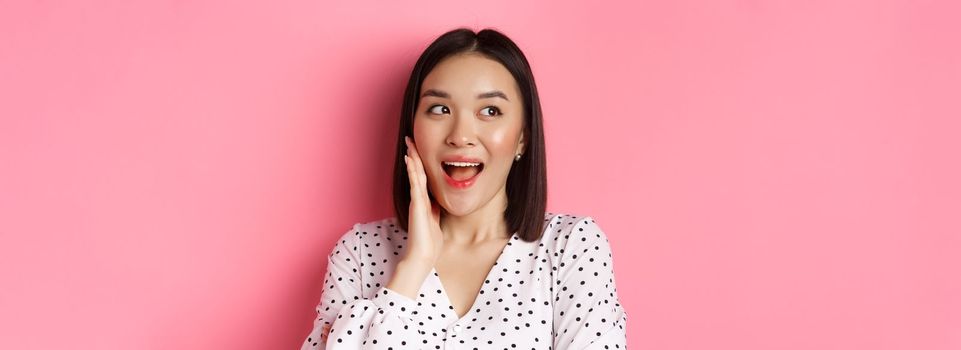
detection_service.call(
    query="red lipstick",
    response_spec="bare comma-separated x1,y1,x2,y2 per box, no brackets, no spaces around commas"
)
440,155,484,189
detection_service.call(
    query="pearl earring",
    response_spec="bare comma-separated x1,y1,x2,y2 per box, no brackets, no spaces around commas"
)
514,154,522,161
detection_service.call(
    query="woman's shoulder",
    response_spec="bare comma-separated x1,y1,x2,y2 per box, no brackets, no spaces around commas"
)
329,217,404,248
541,212,618,276
540,211,610,247
354,216,403,233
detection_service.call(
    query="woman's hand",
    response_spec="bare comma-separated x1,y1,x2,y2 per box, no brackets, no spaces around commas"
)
384,136,442,299
403,136,444,266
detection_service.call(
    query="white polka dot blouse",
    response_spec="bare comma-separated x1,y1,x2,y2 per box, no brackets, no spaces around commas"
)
301,212,628,349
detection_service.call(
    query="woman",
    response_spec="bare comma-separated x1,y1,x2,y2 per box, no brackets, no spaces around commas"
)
301,27,627,349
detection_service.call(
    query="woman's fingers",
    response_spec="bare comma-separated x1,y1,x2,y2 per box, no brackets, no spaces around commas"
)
403,135,443,264
406,136,426,187
404,137,418,193
405,136,428,209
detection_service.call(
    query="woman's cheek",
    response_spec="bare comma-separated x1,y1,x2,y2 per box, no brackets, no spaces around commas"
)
424,160,442,184
419,146,444,190
485,125,520,155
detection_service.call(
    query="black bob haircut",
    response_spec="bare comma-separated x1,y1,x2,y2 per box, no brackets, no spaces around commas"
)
391,27,548,242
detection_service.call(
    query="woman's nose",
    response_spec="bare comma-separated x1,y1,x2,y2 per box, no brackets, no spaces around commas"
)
446,114,476,147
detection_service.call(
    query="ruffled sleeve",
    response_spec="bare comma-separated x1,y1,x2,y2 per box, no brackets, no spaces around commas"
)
301,227,424,349
552,217,629,349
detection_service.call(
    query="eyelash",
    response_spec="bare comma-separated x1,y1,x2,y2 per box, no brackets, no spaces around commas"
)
426,105,502,117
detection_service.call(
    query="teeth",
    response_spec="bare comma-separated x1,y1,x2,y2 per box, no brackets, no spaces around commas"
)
443,161,481,167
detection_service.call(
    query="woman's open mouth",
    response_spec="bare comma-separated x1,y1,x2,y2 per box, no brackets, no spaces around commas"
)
442,161,484,189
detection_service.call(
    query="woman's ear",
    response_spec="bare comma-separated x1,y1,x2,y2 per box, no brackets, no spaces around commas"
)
516,132,526,156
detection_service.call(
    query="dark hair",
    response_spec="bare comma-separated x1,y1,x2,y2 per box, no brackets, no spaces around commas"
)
391,27,547,242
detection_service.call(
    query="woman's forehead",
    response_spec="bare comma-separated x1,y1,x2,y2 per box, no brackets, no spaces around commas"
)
421,54,520,100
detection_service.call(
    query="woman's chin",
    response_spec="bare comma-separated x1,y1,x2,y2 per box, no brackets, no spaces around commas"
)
438,196,479,217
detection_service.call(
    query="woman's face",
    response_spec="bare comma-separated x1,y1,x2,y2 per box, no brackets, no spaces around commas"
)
412,53,525,218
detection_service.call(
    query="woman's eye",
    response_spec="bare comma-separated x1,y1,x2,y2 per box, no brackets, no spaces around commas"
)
428,105,450,114
481,106,502,116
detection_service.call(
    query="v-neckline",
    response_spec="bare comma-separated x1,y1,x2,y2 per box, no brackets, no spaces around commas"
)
431,232,517,323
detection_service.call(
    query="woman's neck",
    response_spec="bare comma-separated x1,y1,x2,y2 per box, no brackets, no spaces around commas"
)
439,189,510,245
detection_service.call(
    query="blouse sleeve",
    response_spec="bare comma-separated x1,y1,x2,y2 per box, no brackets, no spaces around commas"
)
301,227,424,350
552,217,629,349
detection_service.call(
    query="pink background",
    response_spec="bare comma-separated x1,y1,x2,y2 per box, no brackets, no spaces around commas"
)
2,1,959,349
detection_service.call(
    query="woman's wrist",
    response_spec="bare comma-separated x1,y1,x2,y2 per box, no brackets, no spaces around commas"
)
386,259,434,299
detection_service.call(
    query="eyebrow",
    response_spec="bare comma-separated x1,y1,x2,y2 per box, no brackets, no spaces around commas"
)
420,89,510,102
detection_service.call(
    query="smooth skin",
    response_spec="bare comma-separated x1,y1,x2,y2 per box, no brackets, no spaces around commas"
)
322,53,525,342
406,52,526,317
396,52,526,312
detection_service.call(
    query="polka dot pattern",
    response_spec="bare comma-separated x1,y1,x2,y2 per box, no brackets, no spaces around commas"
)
301,213,628,349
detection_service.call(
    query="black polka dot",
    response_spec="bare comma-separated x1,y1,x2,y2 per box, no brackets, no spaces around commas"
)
299,213,627,348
